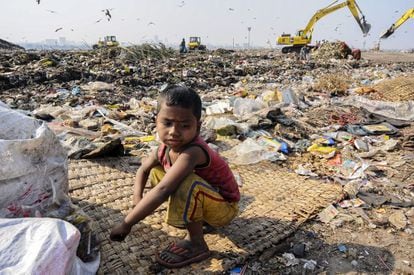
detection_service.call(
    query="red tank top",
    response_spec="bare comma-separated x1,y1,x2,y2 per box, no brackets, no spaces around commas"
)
157,136,240,202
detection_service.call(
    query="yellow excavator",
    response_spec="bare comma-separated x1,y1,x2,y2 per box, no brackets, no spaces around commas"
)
381,8,414,39
277,0,371,53
92,36,119,49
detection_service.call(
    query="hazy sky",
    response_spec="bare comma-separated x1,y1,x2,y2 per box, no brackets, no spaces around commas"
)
1,0,413,50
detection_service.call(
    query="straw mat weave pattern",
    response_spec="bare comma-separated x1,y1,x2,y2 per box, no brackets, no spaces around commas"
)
68,157,341,274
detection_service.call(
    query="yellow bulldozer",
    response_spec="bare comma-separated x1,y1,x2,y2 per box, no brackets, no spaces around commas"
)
92,36,119,49
188,37,207,51
277,0,370,53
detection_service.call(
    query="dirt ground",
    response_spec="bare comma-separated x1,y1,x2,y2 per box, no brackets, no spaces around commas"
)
239,50,414,274
240,216,414,274
363,51,414,64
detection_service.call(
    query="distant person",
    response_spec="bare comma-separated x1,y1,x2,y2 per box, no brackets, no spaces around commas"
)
300,46,310,61
303,46,310,61
351,48,361,60
110,85,240,268
179,38,187,53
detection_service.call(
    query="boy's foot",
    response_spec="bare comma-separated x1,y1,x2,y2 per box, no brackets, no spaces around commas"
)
203,223,216,234
156,240,210,268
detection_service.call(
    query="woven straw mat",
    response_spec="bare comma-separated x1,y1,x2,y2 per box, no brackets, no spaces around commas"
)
371,74,414,102
68,157,341,274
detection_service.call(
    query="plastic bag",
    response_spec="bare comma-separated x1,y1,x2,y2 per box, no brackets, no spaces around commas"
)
228,138,286,165
278,88,299,105
336,96,414,121
0,218,99,275
0,103,68,218
0,102,100,271
233,98,265,117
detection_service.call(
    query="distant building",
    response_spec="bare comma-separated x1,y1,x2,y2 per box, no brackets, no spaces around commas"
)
58,37,67,45
44,39,58,45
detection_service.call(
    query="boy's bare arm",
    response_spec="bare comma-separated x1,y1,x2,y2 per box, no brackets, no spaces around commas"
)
133,149,159,205
124,146,206,226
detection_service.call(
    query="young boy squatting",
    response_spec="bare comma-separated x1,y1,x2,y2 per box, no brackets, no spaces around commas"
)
110,85,240,268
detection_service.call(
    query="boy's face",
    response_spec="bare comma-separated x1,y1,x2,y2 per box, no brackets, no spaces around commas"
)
156,102,200,151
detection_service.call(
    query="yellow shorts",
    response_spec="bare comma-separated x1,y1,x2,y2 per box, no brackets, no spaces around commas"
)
149,166,239,228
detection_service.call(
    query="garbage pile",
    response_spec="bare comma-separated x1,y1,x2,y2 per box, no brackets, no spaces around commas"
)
1,47,414,238
0,38,24,51
311,41,352,60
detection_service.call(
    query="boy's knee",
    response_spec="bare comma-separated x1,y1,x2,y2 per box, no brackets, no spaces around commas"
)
176,173,208,194
149,166,165,187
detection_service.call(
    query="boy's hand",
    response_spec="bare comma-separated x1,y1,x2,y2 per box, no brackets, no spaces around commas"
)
110,221,132,242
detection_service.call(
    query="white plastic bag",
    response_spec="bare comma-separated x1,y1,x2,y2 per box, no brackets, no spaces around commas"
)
0,218,79,274
233,98,265,117
0,218,99,275
228,138,286,165
0,102,68,218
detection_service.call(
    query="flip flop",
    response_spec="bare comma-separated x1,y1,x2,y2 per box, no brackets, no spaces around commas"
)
156,242,211,268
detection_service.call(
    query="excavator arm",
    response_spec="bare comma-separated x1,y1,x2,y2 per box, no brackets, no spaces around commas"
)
301,1,347,40
277,0,370,53
301,0,371,41
381,8,414,39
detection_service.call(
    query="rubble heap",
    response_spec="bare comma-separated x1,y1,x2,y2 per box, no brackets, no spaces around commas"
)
0,38,24,51
311,41,352,60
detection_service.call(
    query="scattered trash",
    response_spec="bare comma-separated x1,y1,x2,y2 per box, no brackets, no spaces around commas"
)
338,244,347,253
292,243,306,258
388,211,408,230
303,259,317,271
1,46,413,273
282,253,300,266
318,204,339,223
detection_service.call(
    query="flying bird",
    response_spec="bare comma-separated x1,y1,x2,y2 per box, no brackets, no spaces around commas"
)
178,1,185,7
229,8,234,11
55,27,63,32
148,21,155,26
102,9,113,21
46,9,57,13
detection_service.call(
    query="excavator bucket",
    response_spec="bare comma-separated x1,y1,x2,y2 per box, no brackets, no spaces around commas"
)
361,21,371,35
381,27,395,39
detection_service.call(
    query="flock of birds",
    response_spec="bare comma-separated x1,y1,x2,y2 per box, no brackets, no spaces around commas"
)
38,0,273,35
33,0,407,42
37,0,160,33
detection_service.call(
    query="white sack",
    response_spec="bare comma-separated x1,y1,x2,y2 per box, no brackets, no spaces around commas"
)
0,102,68,217
0,218,80,275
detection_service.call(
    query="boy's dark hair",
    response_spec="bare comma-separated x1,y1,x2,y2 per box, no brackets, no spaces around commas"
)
157,85,202,120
